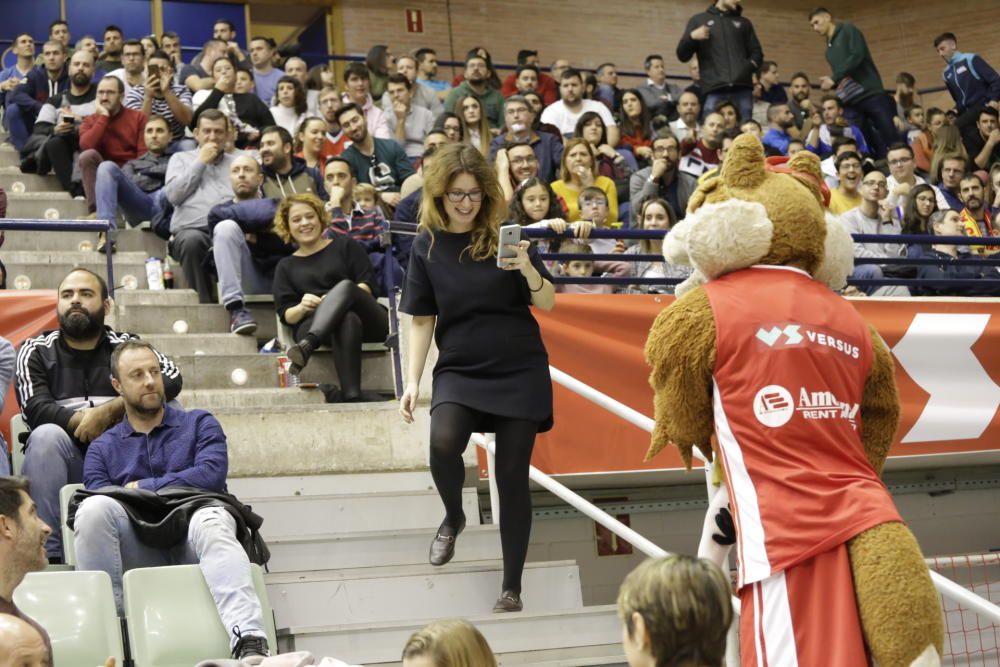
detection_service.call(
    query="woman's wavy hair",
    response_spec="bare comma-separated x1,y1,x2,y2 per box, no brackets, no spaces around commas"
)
276,75,308,116
273,192,330,244
420,143,506,261
509,177,566,225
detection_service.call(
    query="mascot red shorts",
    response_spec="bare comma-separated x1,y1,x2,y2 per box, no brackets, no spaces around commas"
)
740,542,869,666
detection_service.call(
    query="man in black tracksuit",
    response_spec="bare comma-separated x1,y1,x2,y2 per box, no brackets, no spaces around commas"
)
14,269,182,562
677,0,763,124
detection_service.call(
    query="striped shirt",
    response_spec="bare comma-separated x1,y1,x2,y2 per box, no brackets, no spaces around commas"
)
123,84,193,139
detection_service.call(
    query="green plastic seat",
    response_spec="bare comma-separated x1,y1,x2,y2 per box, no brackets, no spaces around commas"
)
12,570,124,666
60,483,84,567
9,414,27,476
123,563,277,667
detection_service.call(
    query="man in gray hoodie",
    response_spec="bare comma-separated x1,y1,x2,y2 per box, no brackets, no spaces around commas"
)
164,109,239,303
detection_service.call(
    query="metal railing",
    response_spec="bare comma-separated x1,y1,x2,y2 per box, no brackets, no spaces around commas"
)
0,219,116,298
475,364,1000,628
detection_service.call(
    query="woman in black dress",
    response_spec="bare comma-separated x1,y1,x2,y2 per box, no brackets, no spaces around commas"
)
399,143,555,613
272,193,389,402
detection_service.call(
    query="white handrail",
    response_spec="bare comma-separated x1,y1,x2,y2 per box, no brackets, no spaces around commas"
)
471,433,668,559
544,364,1000,625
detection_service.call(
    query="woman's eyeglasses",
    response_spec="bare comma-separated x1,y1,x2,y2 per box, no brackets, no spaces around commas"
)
445,190,484,203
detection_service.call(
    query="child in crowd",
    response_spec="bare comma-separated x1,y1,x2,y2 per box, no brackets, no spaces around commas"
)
353,182,392,219
555,240,614,294
571,187,630,283
905,105,925,145
622,198,691,294
618,555,733,667
508,178,592,271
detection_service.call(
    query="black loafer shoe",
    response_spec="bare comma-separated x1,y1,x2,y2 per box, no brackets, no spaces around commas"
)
492,590,523,613
429,515,466,566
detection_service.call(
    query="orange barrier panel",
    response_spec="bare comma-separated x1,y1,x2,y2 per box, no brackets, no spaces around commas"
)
479,294,1000,477
1,291,58,450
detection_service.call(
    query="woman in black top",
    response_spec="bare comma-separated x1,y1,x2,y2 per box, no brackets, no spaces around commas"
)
272,193,388,402
399,143,555,613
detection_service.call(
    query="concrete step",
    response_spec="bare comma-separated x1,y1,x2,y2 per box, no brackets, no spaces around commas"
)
227,471,436,498
246,486,479,537
174,353,284,389
266,560,583,628
4,254,150,290
5,193,90,220
180,387,327,410
109,303,229,333
142,333,259,356
1,226,167,255
114,289,199,306
278,605,620,665
215,402,449,478
266,524,501,573
170,349,394,390
0,145,19,167
0,167,63,193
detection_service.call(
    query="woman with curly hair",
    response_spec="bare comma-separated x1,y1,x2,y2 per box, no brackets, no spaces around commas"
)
272,193,388,402
399,143,554,613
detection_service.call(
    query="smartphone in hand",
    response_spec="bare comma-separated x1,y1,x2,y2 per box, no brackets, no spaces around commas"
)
496,224,521,268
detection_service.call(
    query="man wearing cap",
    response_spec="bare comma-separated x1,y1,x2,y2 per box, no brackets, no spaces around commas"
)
501,50,558,106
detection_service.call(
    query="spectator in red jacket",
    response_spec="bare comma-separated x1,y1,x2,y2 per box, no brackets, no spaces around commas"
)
78,76,147,214
501,50,559,106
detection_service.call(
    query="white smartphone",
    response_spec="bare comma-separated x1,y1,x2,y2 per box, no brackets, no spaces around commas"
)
496,224,522,268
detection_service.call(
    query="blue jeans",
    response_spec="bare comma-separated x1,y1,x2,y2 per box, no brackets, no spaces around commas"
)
5,103,32,152
212,219,274,307
95,161,164,232
74,496,266,648
844,93,899,160
20,423,84,559
703,89,753,124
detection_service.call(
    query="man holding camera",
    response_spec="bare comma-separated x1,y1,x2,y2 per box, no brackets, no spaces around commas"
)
337,103,414,209
124,50,193,152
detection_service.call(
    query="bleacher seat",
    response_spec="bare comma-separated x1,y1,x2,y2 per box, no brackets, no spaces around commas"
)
60,483,84,567
12,570,124,665
10,414,26,476
123,563,278,667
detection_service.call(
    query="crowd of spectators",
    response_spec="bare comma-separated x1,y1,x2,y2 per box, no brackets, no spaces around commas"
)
0,5,996,303
2,4,1000,665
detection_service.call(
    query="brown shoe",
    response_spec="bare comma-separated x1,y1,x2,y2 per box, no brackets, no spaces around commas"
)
428,515,465,566
492,590,523,613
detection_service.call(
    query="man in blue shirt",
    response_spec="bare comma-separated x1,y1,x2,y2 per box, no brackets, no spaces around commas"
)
934,32,1000,155
73,340,269,662
761,103,796,155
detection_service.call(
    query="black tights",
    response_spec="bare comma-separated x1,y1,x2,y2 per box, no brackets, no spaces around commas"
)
429,402,539,593
294,280,388,399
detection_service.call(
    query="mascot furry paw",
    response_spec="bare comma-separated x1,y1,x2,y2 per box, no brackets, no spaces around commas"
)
644,134,943,666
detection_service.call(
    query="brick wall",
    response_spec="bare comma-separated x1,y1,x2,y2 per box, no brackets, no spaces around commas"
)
335,0,1000,108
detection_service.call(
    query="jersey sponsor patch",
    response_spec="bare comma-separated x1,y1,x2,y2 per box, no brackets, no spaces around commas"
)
753,385,795,427
957,66,968,75
752,383,859,429
755,322,860,359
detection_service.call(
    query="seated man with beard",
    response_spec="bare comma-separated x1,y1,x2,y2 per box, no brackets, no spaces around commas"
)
14,269,182,563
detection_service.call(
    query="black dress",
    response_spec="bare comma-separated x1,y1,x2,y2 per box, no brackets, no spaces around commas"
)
400,229,554,432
